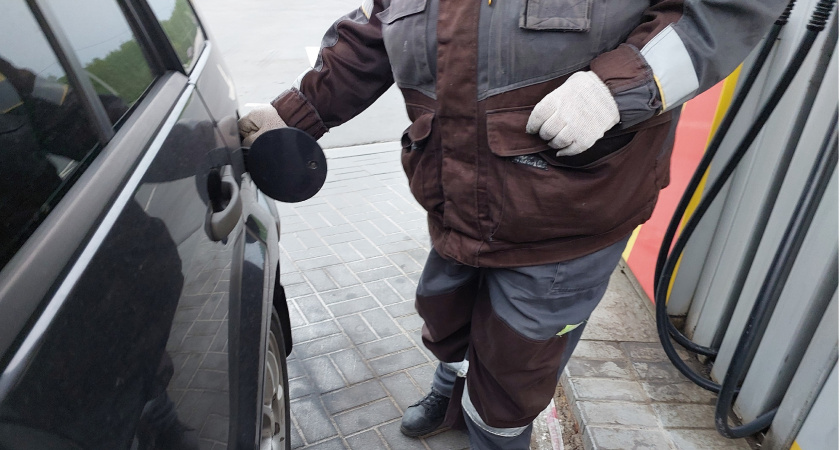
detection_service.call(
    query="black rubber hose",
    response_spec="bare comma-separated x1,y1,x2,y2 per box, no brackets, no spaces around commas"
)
653,12,790,359
715,108,838,438
704,5,839,359
655,0,835,393
653,0,796,287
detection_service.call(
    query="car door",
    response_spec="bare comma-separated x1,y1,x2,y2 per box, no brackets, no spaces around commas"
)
0,0,276,448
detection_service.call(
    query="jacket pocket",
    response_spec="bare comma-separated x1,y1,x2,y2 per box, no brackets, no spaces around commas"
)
485,107,658,243
401,110,444,214
520,0,593,31
377,0,435,95
486,107,634,169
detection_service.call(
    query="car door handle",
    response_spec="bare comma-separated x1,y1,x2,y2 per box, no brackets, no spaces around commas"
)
206,165,242,241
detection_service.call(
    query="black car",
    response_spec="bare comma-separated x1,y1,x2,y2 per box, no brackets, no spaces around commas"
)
0,1,303,448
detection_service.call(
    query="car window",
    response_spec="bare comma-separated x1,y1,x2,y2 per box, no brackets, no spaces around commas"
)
148,0,206,73
46,0,156,126
0,2,102,269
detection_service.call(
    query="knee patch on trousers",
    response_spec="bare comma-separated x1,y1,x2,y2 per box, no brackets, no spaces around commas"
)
466,292,569,429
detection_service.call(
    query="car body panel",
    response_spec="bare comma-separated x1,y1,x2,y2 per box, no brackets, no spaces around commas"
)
0,1,286,448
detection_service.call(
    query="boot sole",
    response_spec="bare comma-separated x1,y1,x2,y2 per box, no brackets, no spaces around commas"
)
399,424,445,438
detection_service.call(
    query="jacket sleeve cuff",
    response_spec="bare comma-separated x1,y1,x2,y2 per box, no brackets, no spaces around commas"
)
590,44,662,128
271,88,329,140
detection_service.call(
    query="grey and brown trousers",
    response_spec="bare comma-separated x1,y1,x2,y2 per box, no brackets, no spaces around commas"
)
415,238,627,449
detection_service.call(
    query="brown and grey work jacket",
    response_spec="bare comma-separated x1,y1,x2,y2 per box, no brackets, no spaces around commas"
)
272,0,788,267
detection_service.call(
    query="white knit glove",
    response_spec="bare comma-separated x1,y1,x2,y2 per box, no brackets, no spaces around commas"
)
526,71,620,157
239,104,287,147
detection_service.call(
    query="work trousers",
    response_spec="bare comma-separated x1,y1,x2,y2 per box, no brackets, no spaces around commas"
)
415,238,628,449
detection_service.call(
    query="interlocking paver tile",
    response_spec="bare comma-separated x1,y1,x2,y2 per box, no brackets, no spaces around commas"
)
355,221,386,241
666,429,752,449
199,413,229,442
288,246,335,262
329,242,365,263
364,280,404,305
345,430,386,450
304,356,346,394
349,239,382,258
566,358,635,380
641,381,717,405
320,285,370,305
328,296,379,317
584,426,673,450
632,361,691,382
292,397,339,444
374,232,416,245
361,309,402,337
356,266,403,283
358,335,417,360
292,321,342,343
571,341,625,360
291,426,304,449
652,404,718,429
385,300,417,318
180,335,215,353
407,364,437,391
331,349,375,384
289,376,316,400
378,420,428,450
190,370,228,391
371,217,401,235
304,269,339,292
322,380,388,415
316,222,355,236
347,256,393,272
337,315,378,345
333,399,401,436
296,256,344,271
173,306,202,324
395,314,424,332
288,303,306,328
302,438,347,450
381,372,424,411
565,377,647,403
295,334,354,359
387,252,423,274
287,358,305,379
380,239,423,254
200,352,227,371
369,348,428,376
325,265,360,288
295,296,333,323
323,231,367,245
576,401,659,428
285,282,315,299
282,271,306,285
280,234,307,253
386,276,417,300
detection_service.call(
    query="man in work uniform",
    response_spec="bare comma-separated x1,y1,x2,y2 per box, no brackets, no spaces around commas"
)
240,1,788,447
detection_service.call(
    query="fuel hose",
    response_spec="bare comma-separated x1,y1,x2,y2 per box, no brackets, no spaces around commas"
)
653,0,837,438
654,0,836,398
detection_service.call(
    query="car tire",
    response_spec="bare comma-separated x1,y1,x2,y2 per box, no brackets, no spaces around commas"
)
261,304,291,450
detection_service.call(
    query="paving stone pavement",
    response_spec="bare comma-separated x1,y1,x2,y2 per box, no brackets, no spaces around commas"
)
275,142,469,450
562,265,753,450
275,141,752,450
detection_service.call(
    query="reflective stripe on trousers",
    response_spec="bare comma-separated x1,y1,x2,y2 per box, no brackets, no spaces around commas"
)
416,237,628,449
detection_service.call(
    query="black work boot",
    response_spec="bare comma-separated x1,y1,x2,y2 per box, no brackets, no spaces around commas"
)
400,388,450,437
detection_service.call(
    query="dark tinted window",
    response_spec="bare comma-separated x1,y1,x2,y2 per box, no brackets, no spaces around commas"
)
47,0,156,125
149,0,206,73
0,1,102,268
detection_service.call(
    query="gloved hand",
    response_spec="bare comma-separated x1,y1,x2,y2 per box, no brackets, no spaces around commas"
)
239,104,287,147
526,71,620,157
